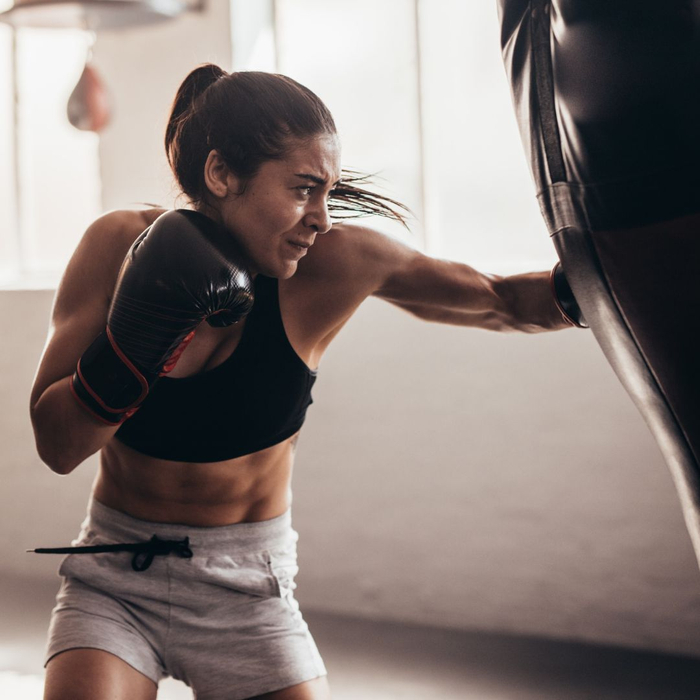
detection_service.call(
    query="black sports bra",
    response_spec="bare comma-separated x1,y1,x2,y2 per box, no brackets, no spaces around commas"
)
114,275,317,462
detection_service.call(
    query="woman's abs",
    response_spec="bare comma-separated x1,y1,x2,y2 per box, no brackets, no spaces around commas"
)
93,435,297,526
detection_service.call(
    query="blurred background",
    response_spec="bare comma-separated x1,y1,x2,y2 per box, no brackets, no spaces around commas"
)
1,1,700,698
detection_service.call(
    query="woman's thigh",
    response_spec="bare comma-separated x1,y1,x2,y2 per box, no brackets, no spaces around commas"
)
44,648,158,700
250,675,331,700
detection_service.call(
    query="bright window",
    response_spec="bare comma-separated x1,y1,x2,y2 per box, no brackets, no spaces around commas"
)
276,0,423,249
0,22,18,283
274,0,556,272
0,24,101,288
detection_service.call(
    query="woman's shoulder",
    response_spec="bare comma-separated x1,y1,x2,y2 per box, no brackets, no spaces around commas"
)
78,207,166,265
280,222,418,357
88,207,167,244
298,221,418,290
56,208,168,311
300,222,402,275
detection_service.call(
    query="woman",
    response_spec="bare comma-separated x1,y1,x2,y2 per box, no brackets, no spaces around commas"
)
30,64,583,700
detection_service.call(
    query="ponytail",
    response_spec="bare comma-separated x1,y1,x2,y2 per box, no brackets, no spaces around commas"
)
165,64,228,204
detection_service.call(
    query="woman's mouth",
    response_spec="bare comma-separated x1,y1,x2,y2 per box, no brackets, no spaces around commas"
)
288,240,311,256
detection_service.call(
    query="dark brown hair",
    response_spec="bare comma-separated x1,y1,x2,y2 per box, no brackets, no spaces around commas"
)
165,64,410,226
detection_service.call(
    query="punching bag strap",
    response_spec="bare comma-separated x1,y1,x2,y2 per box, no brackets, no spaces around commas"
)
530,0,566,185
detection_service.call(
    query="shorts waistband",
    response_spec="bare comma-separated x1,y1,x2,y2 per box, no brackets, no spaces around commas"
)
83,498,294,554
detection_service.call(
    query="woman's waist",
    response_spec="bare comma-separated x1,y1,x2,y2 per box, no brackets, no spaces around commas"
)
74,497,296,554
95,438,294,527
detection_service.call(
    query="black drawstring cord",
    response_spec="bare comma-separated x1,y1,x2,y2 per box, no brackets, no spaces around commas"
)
28,535,194,572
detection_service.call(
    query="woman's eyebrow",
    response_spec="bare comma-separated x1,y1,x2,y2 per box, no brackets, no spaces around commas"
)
294,173,341,187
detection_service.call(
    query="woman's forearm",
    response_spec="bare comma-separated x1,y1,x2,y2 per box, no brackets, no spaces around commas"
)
30,376,119,475
391,266,574,333
495,270,575,332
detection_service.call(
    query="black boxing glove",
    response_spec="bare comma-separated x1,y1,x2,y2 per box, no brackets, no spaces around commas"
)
71,209,254,425
550,261,588,328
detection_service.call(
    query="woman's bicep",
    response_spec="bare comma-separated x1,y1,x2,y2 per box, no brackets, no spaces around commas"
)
309,224,499,314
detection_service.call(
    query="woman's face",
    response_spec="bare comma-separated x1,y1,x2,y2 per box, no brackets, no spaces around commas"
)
215,134,341,279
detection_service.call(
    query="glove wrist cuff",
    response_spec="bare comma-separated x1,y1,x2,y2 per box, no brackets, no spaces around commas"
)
70,328,154,425
550,262,588,329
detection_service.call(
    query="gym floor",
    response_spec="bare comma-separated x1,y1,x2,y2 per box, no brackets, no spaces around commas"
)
3,576,700,700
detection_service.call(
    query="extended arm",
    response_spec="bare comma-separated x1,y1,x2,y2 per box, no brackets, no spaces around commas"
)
377,254,572,332
316,224,583,333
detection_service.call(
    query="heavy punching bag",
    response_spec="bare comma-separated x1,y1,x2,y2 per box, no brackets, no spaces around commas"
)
498,0,700,563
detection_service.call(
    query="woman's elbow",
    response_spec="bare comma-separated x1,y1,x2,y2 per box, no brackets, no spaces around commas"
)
30,409,80,475
32,431,79,475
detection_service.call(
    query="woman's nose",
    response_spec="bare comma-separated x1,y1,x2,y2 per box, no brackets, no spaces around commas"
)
305,202,332,234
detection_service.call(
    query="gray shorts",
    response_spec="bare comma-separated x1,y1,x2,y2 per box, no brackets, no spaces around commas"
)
45,499,326,699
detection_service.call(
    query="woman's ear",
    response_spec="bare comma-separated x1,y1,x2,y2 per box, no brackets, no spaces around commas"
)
203,150,242,199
